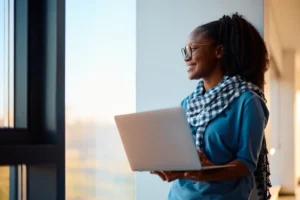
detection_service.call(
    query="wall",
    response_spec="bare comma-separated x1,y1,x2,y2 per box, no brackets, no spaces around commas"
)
136,0,264,199
296,66,300,179
267,2,298,192
269,50,296,194
297,89,300,179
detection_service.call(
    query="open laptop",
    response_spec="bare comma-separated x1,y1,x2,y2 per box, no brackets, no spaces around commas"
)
114,107,234,171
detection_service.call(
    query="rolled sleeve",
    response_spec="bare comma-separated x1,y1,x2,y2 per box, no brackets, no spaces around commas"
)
236,95,268,173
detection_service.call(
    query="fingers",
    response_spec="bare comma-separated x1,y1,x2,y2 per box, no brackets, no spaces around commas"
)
167,172,183,182
160,171,178,182
150,171,183,182
162,171,183,182
184,171,201,181
150,170,202,182
150,171,166,181
160,171,170,181
197,151,214,166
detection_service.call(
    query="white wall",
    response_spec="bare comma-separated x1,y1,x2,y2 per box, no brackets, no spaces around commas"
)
268,8,283,74
136,0,264,199
296,66,300,180
269,50,297,194
296,89,300,179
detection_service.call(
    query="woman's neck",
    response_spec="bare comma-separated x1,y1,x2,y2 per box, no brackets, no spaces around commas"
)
203,71,224,91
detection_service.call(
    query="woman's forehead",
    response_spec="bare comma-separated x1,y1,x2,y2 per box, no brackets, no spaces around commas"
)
186,28,207,44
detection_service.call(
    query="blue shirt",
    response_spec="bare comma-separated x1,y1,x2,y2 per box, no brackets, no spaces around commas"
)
168,91,269,200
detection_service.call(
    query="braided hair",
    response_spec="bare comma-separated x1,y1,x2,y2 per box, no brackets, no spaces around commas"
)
197,13,269,91
198,13,271,199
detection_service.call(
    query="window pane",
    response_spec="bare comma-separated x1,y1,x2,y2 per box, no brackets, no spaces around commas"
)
0,0,5,126
0,166,24,200
0,0,17,198
65,1,136,200
0,0,14,128
0,167,9,200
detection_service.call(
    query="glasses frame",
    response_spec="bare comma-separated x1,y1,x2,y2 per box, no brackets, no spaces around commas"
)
181,42,212,59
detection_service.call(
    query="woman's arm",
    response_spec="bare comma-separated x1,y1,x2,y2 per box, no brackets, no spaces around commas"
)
184,159,249,182
155,153,250,182
150,159,249,182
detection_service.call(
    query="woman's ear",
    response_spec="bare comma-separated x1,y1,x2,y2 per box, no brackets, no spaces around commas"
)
215,45,224,59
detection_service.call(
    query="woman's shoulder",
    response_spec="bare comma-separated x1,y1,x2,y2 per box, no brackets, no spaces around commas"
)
236,90,269,120
236,90,265,105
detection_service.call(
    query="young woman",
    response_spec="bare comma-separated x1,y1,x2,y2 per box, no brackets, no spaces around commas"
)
151,13,271,200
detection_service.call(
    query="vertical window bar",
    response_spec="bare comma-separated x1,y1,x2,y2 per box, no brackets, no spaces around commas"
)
9,166,18,200
21,165,27,200
8,0,14,128
14,0,27,129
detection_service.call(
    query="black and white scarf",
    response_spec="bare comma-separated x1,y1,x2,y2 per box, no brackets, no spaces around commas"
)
185,75,271,200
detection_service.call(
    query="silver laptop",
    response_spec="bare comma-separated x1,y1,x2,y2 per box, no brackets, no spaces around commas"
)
114,106,234,171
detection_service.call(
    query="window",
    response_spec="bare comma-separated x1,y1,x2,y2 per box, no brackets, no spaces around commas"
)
0,167,9,200
1,1,15,199
0,0,66,199
65,0,136,199
1,0,14,127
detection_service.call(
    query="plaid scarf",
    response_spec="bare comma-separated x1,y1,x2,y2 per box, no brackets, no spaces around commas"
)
185,75,271,200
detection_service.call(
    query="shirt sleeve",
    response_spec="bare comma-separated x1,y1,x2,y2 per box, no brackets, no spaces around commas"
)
236,95,268,173
180,96,188,110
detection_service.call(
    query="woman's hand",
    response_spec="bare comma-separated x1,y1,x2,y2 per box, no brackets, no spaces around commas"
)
150,171,168,181
150,151,214,182
197,151,214,167
183,151,214,181
150,171,185,182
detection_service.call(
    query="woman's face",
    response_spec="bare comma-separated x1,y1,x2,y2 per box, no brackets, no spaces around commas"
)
184,29,219,80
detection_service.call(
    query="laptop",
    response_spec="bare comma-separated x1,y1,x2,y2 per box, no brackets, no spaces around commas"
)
114,106,234,171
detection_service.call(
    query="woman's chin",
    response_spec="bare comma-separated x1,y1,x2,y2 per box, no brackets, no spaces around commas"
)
188,75,195,80
188,72,201,80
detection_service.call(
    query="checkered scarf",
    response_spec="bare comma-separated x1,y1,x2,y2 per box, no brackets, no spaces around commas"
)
185,75,271,200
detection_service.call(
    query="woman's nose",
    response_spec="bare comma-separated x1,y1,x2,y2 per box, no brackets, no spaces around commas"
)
184,55,191,62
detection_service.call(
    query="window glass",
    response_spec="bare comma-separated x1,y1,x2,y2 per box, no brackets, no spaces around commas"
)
66,1,136,199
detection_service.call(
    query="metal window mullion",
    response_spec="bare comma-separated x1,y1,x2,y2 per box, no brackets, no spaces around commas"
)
14,0,28,129
25,0,66,199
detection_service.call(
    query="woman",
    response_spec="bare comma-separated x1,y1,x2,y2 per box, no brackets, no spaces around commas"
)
150,13,271,200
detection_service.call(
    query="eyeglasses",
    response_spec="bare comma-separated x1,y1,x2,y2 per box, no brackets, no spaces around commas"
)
181,43,212,59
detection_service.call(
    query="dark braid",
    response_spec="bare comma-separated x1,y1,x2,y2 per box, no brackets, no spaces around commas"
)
198,13,271,200
198,13,269,91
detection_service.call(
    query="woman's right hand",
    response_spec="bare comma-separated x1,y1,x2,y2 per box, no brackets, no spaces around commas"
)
150,171,185,182
149,151,214,182
150,171,167,181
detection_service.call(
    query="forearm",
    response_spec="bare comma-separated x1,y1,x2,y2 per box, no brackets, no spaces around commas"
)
199,160,250,181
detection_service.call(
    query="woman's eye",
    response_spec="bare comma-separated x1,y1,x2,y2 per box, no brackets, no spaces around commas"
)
191,48,197,52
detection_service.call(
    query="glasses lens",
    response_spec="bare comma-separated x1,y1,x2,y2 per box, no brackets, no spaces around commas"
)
181,48,187,58
181,46,192,58
186,46,191,58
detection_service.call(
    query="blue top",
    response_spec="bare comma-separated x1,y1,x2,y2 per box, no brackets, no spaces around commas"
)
168,91,269,200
